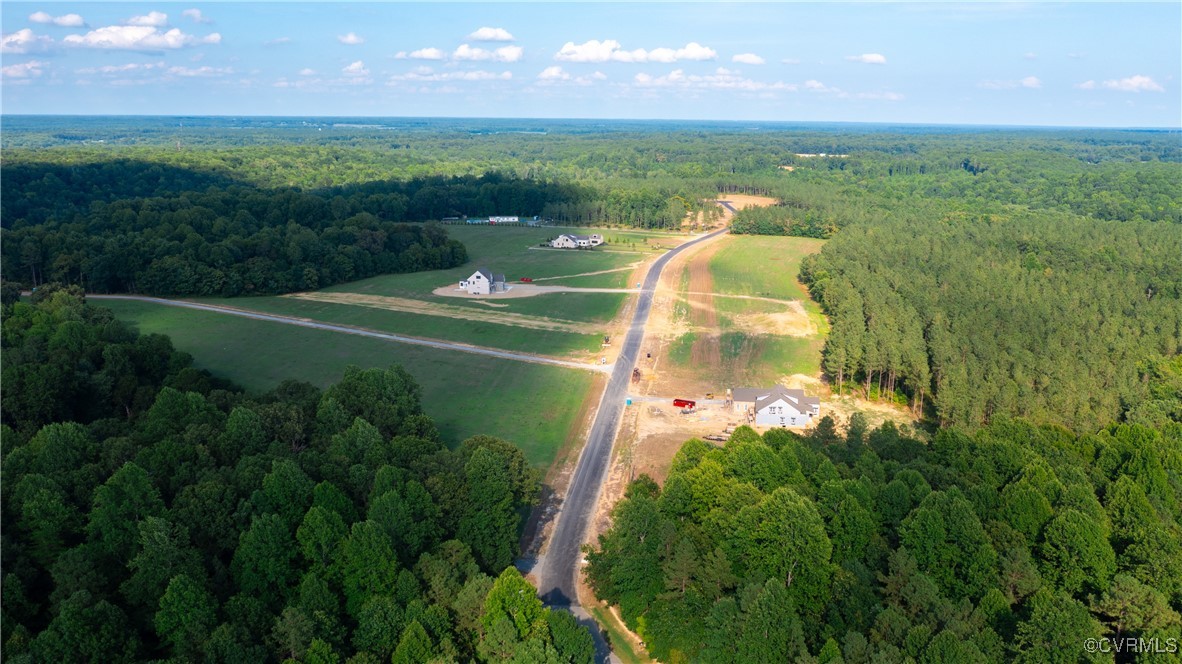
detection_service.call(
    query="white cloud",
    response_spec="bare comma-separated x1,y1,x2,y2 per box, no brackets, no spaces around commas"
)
342,60,369,77
845,53,887,65
554,39,716,63
1,28,54,54
979,76,1042,90
29,11,85,27
167,65,233,77
77,62,164,74
182,9,211,24
1101,74,1164,93
265,37,290,46
338,32,364,45
1075,80,1096,90
1067,52,1086,59
468,27,514,42
453,44,523,62
538,65,569,81
804,79,838,93
1023,52,1037,60
732,53,765,65
389,68,512,83
2,60,46,78
63,26,221,51
781,58,801,65
634,67,795,92
851,91,905,101
592,71,607,80
396,47,446,60
127,12,168,27
299,68,316,76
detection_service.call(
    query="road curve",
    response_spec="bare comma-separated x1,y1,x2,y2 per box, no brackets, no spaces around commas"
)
87,295,610,374
533,228,729,617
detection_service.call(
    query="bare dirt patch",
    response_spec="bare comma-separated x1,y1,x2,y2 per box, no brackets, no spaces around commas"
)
717,194,777,210
685,241,723,371
286,291,598,333
731,302,818,338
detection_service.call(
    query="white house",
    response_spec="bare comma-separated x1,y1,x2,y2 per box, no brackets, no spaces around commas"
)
459,268,506,295
549,233,604,249
731,386,820,428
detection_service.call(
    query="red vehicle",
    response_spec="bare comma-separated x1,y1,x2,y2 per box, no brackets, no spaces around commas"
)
673,398,696,409
520,277,533,282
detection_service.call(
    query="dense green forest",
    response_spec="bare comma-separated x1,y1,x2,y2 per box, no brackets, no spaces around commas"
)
0,289,594,662
798,206,1182,431
587,412,1182,663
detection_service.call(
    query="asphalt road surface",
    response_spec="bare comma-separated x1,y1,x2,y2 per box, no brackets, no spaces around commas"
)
532,227,729,655
87,295,609,373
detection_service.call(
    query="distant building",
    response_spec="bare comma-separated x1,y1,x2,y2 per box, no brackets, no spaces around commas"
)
459,268,506,295
731,386,820,428
489,216,519,223
549,233,604,249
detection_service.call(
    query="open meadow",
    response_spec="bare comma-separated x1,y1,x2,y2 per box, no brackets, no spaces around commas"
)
188,225,696,360
656,234,828,389
99,298,595,468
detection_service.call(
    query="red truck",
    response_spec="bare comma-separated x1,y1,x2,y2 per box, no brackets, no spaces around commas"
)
520,277,533,282
673,398,696,409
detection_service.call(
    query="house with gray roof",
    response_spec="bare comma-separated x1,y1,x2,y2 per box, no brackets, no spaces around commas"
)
550,233,604,249
731,386,820,428
459,268,506,295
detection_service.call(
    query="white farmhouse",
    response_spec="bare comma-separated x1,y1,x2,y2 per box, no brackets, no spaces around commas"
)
731,386,820,428
459,268,506,295
549,233,604,249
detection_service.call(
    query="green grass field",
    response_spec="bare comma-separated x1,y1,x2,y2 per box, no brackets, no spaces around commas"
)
330,225,658,299
193,296,606,357
707,235,828,382
177,225,658,359
708,235,826,300
100,299,593,467
184,225,662,356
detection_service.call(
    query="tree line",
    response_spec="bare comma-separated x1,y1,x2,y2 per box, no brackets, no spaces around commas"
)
799,205,1182,432
1,289,594,663
587,412,1182,662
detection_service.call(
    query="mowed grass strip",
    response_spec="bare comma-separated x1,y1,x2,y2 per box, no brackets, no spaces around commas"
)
708,235,826,300
99,299,592,467
194,295,606,357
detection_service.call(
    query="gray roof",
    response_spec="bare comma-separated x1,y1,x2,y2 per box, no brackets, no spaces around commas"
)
734,386,820,413
474,268,505,284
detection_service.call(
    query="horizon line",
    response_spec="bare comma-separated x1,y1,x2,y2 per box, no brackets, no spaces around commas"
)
2,113,1179,132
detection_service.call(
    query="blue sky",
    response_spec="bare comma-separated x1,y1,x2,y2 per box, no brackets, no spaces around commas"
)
2,2,1178,127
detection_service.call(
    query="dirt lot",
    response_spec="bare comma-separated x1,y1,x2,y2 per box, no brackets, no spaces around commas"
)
718,193,778,210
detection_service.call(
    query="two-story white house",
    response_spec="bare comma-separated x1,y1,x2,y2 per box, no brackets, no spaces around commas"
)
731,386,821,428
459,268,506,295
549,234,604,249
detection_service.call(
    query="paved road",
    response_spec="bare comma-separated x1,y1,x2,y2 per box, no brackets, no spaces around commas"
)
533,227,729,654
88,295,610,374
716,199,740,214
